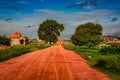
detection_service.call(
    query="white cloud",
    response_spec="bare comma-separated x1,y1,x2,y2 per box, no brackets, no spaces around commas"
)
102,22,120,36
0,20,38,38
33,9,114,23
40,0,44,2
34,9,63,15
0,21,21,36
76,10,114,18
0,8,118,39
18,1,27,4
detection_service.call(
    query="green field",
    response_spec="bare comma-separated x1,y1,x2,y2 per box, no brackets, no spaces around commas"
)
0,40,50,62
62,43,120,80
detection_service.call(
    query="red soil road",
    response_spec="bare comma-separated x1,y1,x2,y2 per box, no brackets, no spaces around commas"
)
0,44,111,80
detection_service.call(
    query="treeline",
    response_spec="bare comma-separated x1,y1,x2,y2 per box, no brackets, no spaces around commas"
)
0,36,10,46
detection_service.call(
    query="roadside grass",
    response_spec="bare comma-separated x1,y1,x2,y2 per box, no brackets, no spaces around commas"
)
95,67,120,80
0,43,50,62
62,43,120,80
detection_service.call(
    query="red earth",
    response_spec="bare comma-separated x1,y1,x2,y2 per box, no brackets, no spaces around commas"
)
0,42,111,80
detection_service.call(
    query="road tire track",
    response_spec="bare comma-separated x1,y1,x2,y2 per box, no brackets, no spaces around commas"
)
0,43,111,80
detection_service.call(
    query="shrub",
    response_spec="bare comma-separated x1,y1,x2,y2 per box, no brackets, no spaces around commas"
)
0,46,31,61
0,36,10,46
62,43,78,51
62,43,120,74
0,44,50,62
99,44,120,55
92,55,120,73
62,43,99,60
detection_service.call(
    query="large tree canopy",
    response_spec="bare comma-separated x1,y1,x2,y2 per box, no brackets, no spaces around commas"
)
71,22,102,48
37,19,64,44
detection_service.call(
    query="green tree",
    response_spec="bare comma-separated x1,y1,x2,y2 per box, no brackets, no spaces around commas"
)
71,22,102,48
0,36,11,46
37,19,64,44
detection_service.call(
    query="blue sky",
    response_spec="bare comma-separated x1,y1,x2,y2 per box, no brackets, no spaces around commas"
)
0,0,120,39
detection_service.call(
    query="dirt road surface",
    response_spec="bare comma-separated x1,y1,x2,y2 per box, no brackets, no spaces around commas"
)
0,43,110,80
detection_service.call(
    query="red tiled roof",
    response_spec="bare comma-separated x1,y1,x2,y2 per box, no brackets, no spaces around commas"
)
8,32,22,38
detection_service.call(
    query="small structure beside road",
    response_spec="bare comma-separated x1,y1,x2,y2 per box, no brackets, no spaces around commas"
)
8,32,28,46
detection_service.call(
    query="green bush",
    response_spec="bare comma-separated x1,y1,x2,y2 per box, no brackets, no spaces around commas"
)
62,43,78,51
34,44,50,49
0,44,50,62
99,44,120,55
62,43,99,60
0,36,10,46
62,43,120,74
0,45,31,61
92,55,120,74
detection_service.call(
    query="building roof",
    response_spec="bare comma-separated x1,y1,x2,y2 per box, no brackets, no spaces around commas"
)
102,36,120,40
8,32,22,38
